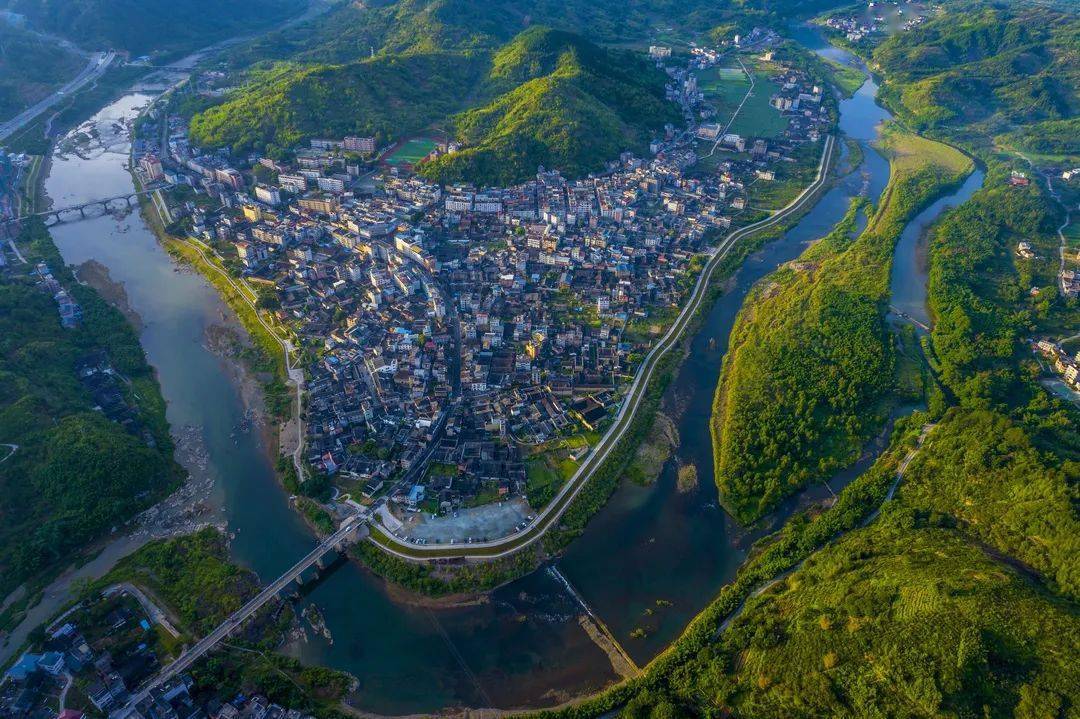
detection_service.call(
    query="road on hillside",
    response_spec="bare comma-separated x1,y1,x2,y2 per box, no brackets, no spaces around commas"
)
0,52,116,143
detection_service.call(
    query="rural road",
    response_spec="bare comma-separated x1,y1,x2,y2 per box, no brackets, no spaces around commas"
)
0,51,116,143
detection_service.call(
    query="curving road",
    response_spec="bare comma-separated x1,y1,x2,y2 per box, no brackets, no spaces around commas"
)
0,52,115,143
369,134,837,561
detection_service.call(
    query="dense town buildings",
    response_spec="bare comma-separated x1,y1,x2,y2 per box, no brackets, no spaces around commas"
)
129,42,833,526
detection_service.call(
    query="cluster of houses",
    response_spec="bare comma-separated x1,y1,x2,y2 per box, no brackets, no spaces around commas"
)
0,151,30,229
33,263,82,328
1034,339,1080,392
2,593,161,719
127,39,834,519
820,14,881,43
76,350,157,447
4,637,313,719
110,679,317,719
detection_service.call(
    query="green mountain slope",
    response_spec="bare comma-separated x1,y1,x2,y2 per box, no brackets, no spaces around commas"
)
189,53,489,157
190,26,677,184
0,26,84,121
421,27,679,184
872,4,1080,144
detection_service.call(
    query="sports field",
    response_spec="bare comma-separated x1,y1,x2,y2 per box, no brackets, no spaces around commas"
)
385,137,438,166
697,65,790,139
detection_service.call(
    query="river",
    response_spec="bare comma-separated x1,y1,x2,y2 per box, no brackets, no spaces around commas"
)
36,27,979,717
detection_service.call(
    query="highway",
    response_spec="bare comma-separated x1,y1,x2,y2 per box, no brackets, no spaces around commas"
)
0,52,116,143
369,133,837,561
123,514,365,709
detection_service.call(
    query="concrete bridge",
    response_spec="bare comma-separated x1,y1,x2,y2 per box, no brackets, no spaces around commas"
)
1,187,170,228
122,513,367,710
889,306,932,333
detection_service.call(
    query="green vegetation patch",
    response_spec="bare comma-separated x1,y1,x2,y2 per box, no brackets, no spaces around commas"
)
872,4,1080,150
0,26,84,122
711,128,973,523
896,408,1079,599
688,517,1079,717
101,528,258,636
697,64,791,139
0,220,179,598
729,73,789,139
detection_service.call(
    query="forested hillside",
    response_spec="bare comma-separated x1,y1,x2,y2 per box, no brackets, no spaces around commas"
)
0,221,180,597
191,26,677,185
420,28,679,185
871,3,1079,155
187,0,848,184
189,53,490,160
0,26,84,120
4,0,304,56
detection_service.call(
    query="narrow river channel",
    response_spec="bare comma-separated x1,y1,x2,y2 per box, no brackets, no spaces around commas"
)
38,26,982,716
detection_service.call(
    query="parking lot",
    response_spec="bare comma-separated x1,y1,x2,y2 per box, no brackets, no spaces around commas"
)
395,497,533,544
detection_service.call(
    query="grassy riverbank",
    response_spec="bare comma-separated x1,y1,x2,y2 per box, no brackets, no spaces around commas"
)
136,190,292,418
710,125,972,524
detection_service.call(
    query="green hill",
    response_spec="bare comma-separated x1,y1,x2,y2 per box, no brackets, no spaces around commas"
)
421,27,678,184
189,52,489,158
190,26,677,184
710,128,973,523
872,4,1079,144
0,25,84,121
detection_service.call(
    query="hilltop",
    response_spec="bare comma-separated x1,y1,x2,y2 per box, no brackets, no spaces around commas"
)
420,27,679,184
190,26,677,185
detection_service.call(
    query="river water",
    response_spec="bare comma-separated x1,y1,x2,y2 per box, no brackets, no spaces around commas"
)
40,27,978,716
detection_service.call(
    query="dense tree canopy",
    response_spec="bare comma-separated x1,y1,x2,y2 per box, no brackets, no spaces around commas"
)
0,221,178,597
